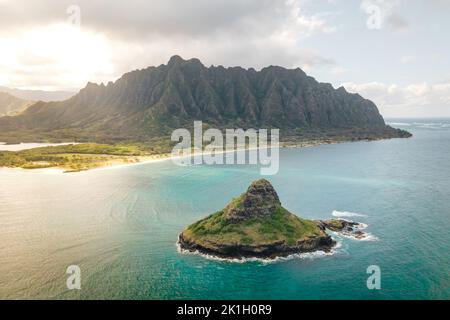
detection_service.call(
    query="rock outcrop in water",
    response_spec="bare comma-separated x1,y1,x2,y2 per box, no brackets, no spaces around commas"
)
316,219,368,240
178,179,336,260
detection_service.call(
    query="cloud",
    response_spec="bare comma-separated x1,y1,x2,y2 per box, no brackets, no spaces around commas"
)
0,24,114,91
399,55,416,64
385,13,411,32
0,0,338,90
342,81,450,117
426,0,450,9
330,66,349,75
0,0,338,40
285,0,338,37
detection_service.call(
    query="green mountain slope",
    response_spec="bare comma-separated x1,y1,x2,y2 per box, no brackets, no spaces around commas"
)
0,92,33,117
0,56,410,143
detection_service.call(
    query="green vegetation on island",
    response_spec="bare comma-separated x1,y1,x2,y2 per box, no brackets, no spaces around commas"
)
183,206,323,246
178,179,335,259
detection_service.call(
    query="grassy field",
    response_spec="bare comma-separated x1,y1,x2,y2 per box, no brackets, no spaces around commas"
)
0,125,409,173
0,142,174,172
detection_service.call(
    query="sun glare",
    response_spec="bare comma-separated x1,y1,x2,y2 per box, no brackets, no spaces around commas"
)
0,23,114,90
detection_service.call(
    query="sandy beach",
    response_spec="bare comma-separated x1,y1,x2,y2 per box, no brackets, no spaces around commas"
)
0,140,339,174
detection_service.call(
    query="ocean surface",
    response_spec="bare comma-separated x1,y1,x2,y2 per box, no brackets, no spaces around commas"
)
0,118,449,299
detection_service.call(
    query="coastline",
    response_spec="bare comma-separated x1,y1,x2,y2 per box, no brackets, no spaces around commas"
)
176,218,376,263
0,139,331,174
0,166,65,174
0,133,409,174
0,142,80,152
176,238,343,264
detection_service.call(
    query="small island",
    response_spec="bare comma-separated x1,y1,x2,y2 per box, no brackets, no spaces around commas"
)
178,179,359,260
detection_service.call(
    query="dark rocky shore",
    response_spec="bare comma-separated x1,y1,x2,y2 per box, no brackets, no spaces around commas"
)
178,232,335,260
178,179,366,260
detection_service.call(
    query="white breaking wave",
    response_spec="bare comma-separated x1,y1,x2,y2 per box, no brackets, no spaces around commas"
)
413,122,443,126
331,218,379,241
332,231,379,242
176,241,342,265
332,210,367,218
355,222,368,230
387,122,411,126
388,121,450,129
329,220,378,242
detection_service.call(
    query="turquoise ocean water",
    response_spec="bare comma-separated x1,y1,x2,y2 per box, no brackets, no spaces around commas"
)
0,119,449,299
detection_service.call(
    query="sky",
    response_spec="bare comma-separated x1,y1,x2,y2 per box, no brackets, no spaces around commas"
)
0,0,449,118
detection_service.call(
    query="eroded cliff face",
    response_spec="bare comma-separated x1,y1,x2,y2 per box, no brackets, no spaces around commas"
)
178,232,334,260
223,179,281,223
0,56,405,142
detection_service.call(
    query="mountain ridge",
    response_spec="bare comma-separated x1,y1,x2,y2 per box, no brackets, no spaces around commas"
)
0,86,75,102
0,56,410,143
0,92,34,117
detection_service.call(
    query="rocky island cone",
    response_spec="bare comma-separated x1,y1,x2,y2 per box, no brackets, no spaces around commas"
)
178,179,336,260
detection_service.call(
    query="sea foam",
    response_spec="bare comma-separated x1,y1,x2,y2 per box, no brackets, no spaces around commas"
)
332,210,367,218
332,231,378,242
387,122,411,126
176,241,342,265
329,220,378,242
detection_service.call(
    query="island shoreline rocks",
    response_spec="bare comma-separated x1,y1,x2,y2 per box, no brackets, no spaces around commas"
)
177,179,372,261
177,219,372,261
318,219,375,241
177,232,336,260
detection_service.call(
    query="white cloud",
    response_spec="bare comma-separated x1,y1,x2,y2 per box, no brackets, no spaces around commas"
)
342,81,450,117
0,24,114,90
0,0,338,90
330,66,349,75
400,55,416,64
286,0,338,36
